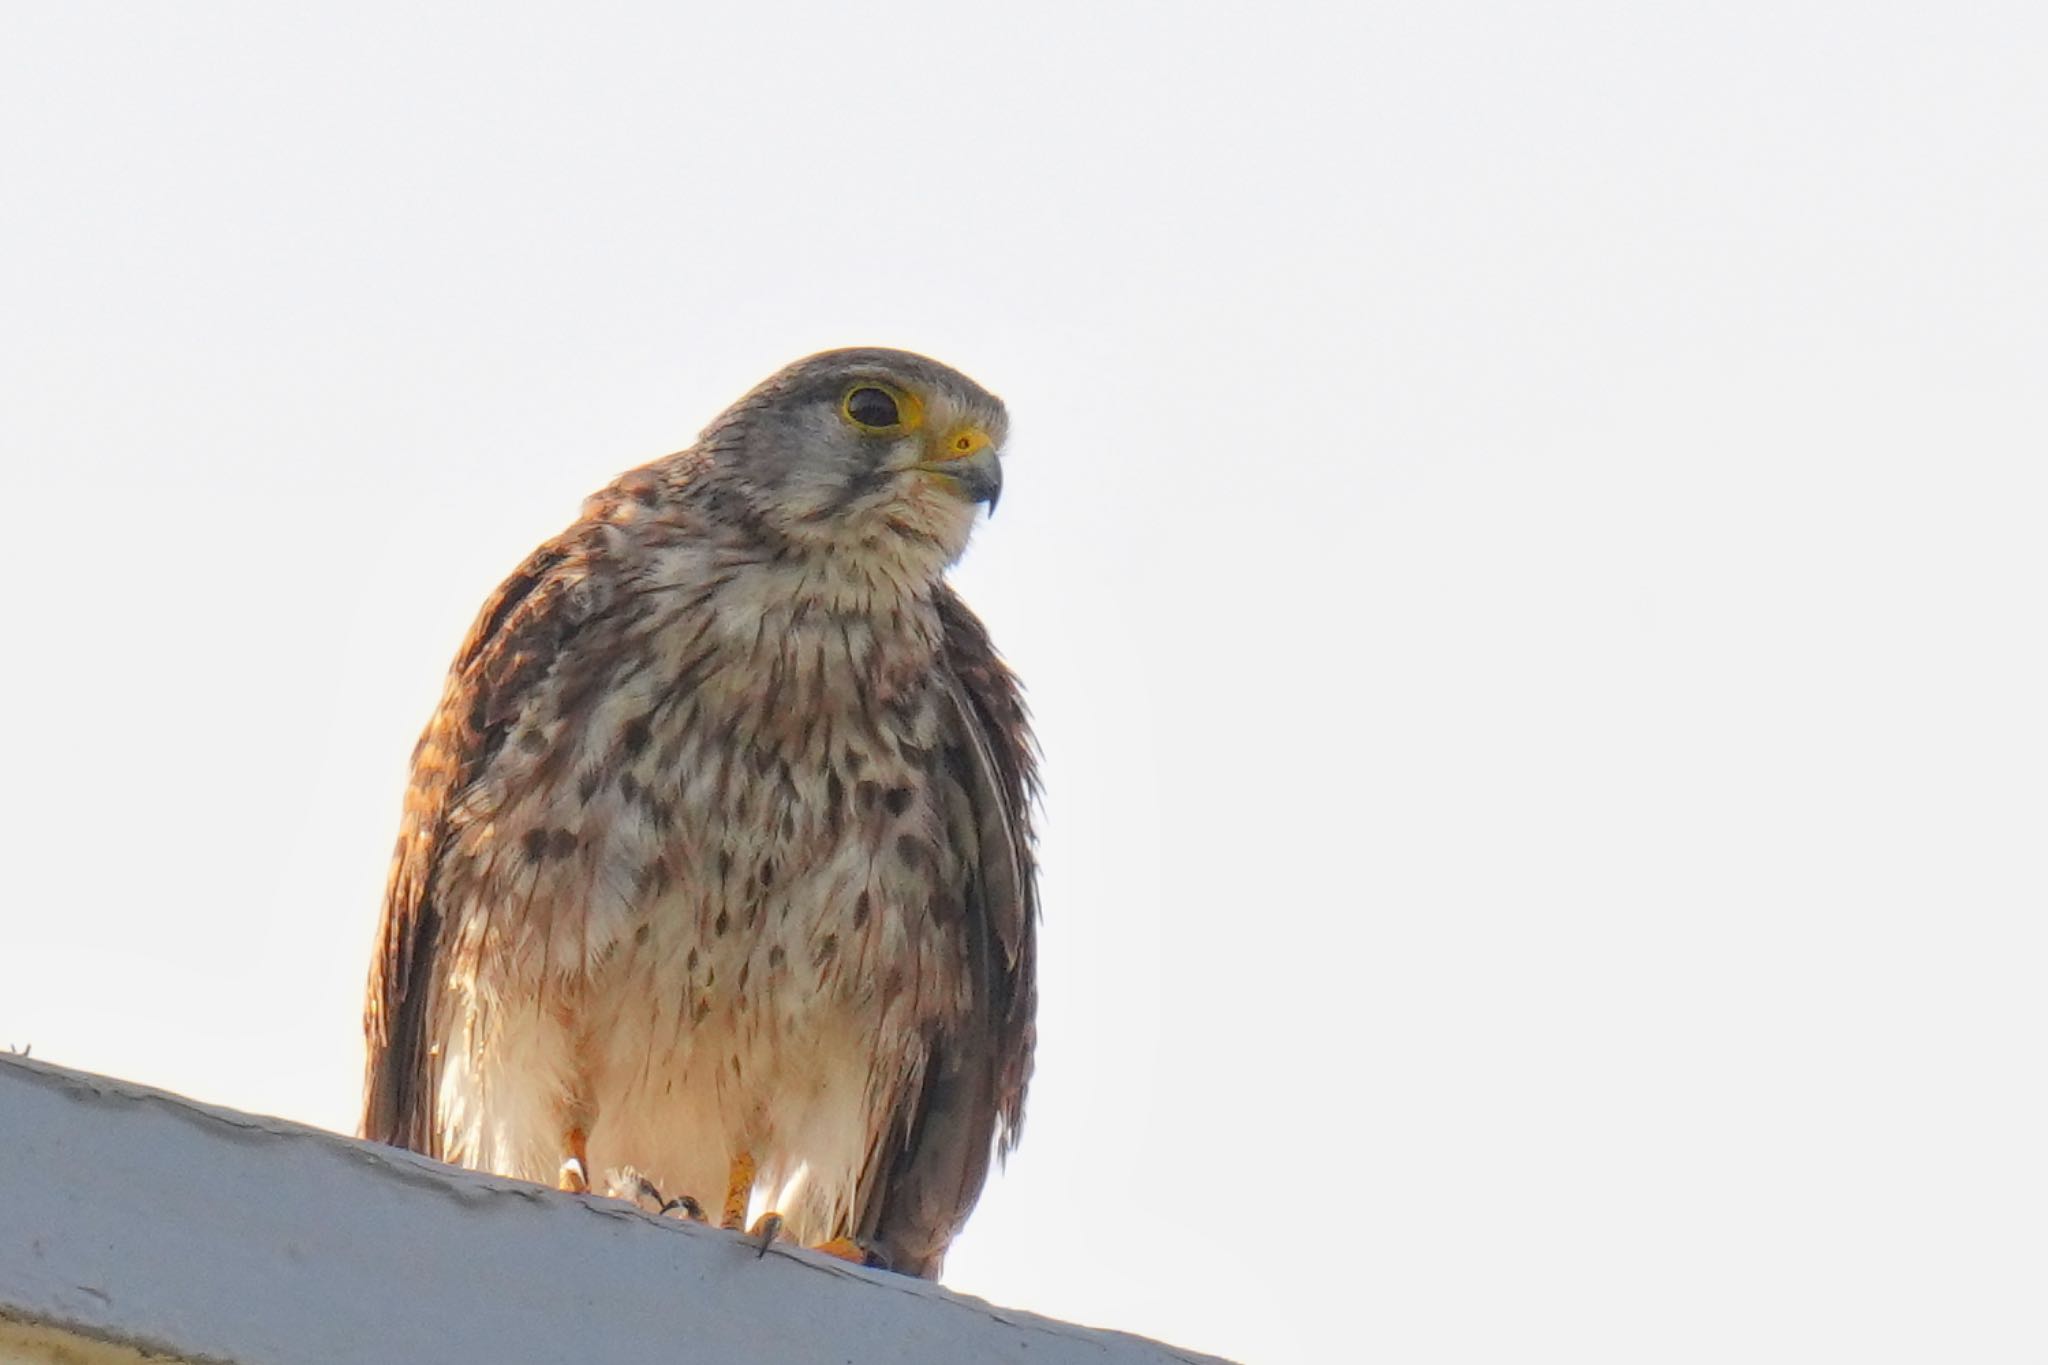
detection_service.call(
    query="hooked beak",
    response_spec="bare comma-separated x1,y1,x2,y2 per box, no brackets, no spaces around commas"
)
913,426,1003,513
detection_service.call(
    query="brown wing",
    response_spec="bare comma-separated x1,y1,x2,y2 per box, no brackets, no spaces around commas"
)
361,539,586,1153
855,586,1039,1278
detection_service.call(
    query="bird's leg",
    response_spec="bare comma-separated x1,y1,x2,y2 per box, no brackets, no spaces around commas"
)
711,1150,877,1264
721,1150,787,1255
807,1236,884,1268
555,1067,599,1194
751,1226,887,1267
720,1151,756,1229
557,1126,591,1194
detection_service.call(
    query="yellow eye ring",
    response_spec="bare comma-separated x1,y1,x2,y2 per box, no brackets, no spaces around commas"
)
840,382,924,434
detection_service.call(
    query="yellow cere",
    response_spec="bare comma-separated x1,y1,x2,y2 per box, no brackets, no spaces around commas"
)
934,427,992,462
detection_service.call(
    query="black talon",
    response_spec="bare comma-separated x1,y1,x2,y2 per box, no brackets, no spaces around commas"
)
617,1171,706,1222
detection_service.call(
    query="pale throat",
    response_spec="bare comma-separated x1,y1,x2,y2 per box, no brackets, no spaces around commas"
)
703,534,948,687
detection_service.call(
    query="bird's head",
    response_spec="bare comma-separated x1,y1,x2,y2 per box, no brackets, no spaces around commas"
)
697,348,1009,573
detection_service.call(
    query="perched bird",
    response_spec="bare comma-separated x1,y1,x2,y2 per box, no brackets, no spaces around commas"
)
362,349,1036,1278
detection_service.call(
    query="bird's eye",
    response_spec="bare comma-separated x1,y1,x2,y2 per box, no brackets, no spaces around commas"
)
842,385,903,431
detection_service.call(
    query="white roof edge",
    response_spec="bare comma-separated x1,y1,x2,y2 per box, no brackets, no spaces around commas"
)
0,1054,1230,1365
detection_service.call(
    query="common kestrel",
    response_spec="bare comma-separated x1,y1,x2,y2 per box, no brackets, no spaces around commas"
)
363,349,1036,1278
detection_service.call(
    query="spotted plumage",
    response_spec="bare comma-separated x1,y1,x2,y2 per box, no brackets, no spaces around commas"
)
363,349,1036,1278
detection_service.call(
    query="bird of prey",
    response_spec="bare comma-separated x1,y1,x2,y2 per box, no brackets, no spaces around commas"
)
362,349,1036,1278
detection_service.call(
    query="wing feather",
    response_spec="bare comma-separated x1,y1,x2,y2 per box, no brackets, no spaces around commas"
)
360,541,580,1152
855,586,1038,1277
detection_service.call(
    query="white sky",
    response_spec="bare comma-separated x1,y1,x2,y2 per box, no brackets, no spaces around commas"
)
2,4,2043,1361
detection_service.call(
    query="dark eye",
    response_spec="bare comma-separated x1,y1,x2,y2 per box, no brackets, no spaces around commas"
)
843,386,902,429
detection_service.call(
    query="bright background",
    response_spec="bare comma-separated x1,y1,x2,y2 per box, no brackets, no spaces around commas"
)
3,5,2043,1362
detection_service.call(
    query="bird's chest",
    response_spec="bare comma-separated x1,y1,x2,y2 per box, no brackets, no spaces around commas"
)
447,584,971,1037
580,627,969,1036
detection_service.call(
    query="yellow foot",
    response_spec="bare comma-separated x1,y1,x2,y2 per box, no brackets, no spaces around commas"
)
721,1152,757,1230
810,1235,882,1268
557,1126,591,1193
749,1212,784,1258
